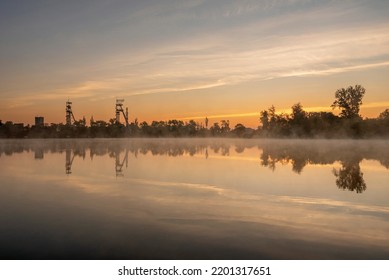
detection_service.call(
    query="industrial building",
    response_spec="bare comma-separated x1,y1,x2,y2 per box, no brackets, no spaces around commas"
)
35,116,44,127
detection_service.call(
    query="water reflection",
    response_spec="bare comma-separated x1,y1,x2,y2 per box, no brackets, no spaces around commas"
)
333,160,367,193
115,148,128,177
1,139,389,259
34,148,44,160
1,139,386,193
257,140,389,193
65,148,74,175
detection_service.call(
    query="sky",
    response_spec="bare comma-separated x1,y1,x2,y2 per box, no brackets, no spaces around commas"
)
1,0,389,127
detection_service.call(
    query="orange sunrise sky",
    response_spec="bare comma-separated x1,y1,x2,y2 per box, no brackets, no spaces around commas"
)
1,0,389,128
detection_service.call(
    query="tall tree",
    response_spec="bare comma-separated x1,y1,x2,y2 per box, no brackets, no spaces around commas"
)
259,110,269,130
220,120,230,134
378,109,389,120
291,102,307,125
331,85,365,119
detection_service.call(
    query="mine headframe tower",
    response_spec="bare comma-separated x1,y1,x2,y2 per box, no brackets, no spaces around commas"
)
115,99,129,127
66,100,76,126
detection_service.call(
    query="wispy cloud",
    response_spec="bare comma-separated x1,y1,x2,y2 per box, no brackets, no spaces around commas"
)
6,21,389,110
65,21,389,99
361,101,389,109
181,112,259,121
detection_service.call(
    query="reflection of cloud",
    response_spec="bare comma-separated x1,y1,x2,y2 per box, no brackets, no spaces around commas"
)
63,175,225,197
277,195,389,217
67,172,389,243
67,167,389,225
126,178,225,194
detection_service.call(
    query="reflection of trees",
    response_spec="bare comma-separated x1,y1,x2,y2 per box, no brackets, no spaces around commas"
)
235,144,245,154
291,156,308,174
258,141,369,193
1,139,389,189
210,144,230,156
333,160,366,193
34,148,44,159
260,144,308,174
260,150,276,171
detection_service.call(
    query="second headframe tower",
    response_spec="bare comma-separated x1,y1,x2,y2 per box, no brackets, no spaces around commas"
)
115,99,129,127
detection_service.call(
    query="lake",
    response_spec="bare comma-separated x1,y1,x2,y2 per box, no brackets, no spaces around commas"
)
0,138,389,259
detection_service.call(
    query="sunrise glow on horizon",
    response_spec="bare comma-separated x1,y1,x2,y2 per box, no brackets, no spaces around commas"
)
1,0,389,128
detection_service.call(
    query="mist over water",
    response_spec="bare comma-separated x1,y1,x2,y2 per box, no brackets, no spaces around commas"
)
0,138,389,259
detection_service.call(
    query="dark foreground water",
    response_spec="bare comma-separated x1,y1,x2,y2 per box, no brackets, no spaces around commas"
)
0,138,389,260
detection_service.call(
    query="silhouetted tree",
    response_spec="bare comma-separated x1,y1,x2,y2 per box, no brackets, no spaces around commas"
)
291,103,306,124
331,85,365,119
210,122,221,136
186,120,198,136
290,103,309,136
220,120,230,135
378,109,389,121
259,110,269,130
167,119,184,137
259,105,283,135
73,118,87,137
233,123,246,137
140,121,151,136
150,121,167,137
307,112,338,137
268,105,277,128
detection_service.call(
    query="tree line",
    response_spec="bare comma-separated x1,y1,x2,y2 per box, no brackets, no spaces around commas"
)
1,85,388,138
259,85,389,138
0,118,255,138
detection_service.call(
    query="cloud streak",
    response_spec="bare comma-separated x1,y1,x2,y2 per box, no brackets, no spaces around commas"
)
55,21,389,99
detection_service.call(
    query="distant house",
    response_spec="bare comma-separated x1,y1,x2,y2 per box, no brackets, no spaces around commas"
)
35,116,44,127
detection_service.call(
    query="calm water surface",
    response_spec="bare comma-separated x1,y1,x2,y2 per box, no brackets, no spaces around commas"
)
0,138,389,259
